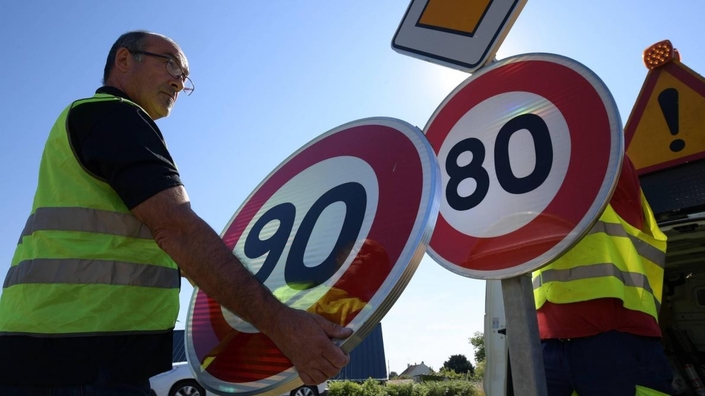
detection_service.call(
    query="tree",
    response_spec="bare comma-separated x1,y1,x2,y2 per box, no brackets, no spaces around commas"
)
389,371,398,379
469,331,485,363
473,359,486,381
442,354,474,375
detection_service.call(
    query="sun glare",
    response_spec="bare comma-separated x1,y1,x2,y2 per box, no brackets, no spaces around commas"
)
421,64,470,102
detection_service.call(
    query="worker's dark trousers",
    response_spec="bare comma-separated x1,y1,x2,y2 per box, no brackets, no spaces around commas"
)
541,330,674,396
0,367,150,396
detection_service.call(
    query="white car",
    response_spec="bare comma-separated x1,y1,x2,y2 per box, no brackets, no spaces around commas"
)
150,362,327,396
150,361,208,396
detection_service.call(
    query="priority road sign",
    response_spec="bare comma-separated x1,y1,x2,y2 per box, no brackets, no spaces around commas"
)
424,53,623,279
185,118,440,395
625,57,705,175
392,0,527,72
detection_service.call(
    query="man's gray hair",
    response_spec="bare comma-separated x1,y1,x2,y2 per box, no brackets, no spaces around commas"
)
102,30,157,84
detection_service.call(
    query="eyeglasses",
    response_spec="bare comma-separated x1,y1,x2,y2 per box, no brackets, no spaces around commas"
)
130,50,195,96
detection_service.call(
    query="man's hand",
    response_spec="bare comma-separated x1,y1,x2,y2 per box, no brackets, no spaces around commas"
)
131,186,354,384
266,307,353,385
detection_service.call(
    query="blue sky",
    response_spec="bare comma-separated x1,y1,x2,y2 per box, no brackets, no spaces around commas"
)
1,1,703,375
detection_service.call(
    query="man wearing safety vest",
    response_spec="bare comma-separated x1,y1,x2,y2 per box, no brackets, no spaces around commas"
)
532,155,674,395
0,31,352,393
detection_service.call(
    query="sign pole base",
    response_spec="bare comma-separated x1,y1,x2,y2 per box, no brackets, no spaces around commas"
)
501,275,548,396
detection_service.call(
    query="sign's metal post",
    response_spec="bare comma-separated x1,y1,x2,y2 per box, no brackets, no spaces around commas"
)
501,275,548,396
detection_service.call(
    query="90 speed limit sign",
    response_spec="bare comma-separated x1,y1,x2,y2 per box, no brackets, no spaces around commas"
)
425,53,623,279
186,118,440,395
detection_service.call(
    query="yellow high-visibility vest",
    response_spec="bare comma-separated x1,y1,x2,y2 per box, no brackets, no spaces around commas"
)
532,193,667,321
0,93,179,336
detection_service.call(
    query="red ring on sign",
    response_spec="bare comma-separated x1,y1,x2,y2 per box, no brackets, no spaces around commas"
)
189,123,425,384
426,57,615,274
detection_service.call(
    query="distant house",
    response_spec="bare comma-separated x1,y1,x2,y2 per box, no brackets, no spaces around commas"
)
399,361,431,382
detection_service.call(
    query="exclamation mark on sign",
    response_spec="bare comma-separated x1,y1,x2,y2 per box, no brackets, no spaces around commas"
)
657,88,685,152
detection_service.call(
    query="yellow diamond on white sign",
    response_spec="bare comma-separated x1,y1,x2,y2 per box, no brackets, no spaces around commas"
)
418,0,489,34
392,0,527,73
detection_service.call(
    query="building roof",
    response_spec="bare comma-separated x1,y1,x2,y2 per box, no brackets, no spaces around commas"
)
399,362,431,378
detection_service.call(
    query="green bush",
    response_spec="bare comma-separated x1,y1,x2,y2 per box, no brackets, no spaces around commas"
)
329,379,481,396
385,382,427,396
472,360,486,382
329,380,363,396
421,380,478,396
360,378,386,396
385,382,415,396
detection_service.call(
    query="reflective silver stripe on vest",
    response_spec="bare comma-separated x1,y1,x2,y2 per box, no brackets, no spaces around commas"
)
588,221,666,267
533,263,661,311
19,207,153,243
533,263,654,294
4,259,179,289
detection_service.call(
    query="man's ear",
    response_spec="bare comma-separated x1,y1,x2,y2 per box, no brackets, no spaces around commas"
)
114,47,133,73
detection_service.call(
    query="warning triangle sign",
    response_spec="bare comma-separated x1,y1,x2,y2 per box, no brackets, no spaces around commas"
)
625,59,705,175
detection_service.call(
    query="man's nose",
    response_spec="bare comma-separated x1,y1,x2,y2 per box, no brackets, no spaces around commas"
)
170,75,185,92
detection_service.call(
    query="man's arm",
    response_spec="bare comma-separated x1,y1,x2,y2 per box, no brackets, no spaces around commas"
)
131,185,352,384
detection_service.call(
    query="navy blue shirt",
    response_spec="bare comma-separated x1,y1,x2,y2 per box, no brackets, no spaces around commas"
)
70,86,183,208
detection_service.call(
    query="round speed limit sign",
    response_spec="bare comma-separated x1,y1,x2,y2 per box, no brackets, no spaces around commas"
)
186,117,440,395
425,53,623,279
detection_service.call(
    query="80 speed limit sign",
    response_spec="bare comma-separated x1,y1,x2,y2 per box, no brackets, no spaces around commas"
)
186,117,440,395
425,53,623,279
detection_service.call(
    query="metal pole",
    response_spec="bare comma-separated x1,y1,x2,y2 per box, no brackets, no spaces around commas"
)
501,275,548,396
